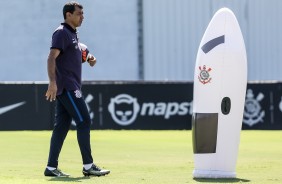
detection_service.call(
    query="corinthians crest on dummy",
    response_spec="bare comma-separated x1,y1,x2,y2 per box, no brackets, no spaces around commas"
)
198,65,212,84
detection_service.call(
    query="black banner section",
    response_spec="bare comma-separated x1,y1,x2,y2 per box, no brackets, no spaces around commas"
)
242,82,282,130
82,82,193,130
0,83,52,130
1,81,282,130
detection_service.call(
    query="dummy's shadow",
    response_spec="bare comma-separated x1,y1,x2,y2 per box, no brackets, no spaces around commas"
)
193,178,250,183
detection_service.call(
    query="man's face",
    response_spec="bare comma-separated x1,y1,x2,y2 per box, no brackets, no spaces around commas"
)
68,6,84,27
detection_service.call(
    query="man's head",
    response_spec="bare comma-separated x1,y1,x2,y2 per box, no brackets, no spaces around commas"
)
63,1,84,28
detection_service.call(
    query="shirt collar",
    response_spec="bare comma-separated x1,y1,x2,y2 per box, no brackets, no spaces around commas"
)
61,23,77,33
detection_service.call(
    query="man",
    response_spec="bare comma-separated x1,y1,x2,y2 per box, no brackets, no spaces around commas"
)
44,1,110,177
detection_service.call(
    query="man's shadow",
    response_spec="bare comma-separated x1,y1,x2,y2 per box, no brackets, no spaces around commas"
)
47,176,91,182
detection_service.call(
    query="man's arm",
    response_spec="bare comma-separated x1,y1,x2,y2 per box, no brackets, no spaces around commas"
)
45,49,61,102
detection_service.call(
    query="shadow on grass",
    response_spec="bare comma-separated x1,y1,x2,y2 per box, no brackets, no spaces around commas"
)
194,178,250,183
47,176,91,182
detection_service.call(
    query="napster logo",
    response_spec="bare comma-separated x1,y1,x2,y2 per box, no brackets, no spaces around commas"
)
108,94,140,126
108,94,192,126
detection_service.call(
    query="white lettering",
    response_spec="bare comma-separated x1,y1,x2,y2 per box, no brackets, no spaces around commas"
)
141,103,155,116
140,101,191,119
178,102,189,115
165,102,179,119
154,102,166,115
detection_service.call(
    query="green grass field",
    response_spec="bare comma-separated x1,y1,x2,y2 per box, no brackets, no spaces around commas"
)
0,130,281,184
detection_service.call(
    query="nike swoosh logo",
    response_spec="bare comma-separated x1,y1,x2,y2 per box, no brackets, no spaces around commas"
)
0,102,26,115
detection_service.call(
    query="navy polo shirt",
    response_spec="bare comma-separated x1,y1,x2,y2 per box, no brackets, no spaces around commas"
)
51,23,82,95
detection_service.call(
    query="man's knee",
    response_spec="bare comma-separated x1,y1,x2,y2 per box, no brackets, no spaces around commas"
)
76,119,91,129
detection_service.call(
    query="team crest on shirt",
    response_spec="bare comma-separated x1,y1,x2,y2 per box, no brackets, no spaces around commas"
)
198,65,212,84
72,38,78,44
74,90,82,98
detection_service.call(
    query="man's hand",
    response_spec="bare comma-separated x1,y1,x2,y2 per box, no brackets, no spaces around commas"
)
88,55,97,67
45,81,57,102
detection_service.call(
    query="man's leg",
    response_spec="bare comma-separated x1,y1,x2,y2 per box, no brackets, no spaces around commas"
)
47,98,72,168
59,90,93,164
62,90,110,176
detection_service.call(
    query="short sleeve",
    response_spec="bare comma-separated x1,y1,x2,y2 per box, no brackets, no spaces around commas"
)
51,30,68,52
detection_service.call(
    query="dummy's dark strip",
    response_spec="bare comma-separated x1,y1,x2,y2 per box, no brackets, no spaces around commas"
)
201,35,225,54
192,113,218,154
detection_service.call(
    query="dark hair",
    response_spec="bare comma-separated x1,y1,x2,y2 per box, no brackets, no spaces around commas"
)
63,1,83,19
